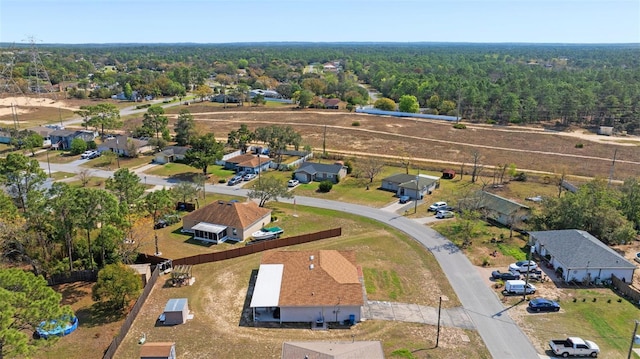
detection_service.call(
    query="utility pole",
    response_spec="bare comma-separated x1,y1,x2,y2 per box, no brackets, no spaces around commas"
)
436,296,442,348
608,149,617,187
627,320,639,359
322,125,327,158
414,170,420,214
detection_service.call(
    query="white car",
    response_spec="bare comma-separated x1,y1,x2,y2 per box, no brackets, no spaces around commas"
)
81,150,99,159
287,179,299,187
428,201,448,212
509,260,538,273
435,210,455,219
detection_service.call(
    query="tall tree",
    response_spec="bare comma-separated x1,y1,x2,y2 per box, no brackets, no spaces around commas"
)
373,97,396,111
105,168,145,230
184,133,224,176
247,176,293,207
75,188,120,270
0,153,47,212
87,103,121,136
171,182,198,205
360,157,385,183
142,189,174,255
174,109,196,146
0,268,73,359
142,105,169,149
398,95,419,113
92,263,142,311
48,183,81,272
194,84,213,101
227,124,254,153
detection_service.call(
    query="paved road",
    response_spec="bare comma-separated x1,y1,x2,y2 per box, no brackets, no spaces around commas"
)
39,163,540,358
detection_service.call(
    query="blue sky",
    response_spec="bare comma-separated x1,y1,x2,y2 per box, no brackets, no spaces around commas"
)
1,0,639,44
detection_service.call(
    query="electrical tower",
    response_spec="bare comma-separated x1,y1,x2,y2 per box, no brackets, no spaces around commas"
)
0,43,26,96
25,36,57,99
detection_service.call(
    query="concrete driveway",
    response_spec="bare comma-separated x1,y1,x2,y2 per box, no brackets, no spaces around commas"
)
364,300,475,330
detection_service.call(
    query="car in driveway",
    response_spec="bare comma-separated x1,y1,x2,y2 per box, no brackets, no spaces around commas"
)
528,298,560,312
81,150,100,159
287,179,299,187
228,176,243,186
435,210,455,219
398,195,411,204
491,270,520,280
509,260,538,273
243,173,257,181
428,201,448,212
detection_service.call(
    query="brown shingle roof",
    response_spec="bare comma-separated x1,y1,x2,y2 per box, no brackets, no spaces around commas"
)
226,154,256,165
261,250,363,307
140,342,175,358
183,200,271,229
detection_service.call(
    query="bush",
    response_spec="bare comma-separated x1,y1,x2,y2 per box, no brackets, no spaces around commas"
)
86,140,97,150
575,143,584,148
513,172,527,182
352,121,360,126
135,103,151,110
70,138,87,155
318,180,333,193
486,119,497,125
453,123,467,129
218,178,227,183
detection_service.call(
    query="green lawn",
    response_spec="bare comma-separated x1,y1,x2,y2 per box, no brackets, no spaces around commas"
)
145,162,236,183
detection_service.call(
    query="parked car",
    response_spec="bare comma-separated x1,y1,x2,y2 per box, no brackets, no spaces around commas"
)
549,337,599,357
399,195,411,204
287,179,299,187
81,150,99,159
428,201,448,212
154,220,168,229
243,173,257,181
509,260,538,273
491,270,520,281
228,176,243,186
528,298,560,312
435,210,455,219
502,280,536,295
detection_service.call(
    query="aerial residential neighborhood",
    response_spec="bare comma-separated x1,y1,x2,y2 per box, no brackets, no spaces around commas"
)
1,9,640,359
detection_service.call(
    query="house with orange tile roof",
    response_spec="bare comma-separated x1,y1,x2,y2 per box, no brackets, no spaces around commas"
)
139,342,176,359
223,153,272,174
250,250,363,326
182,200,272,243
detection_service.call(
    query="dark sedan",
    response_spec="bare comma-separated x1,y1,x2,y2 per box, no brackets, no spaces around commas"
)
491,270,520,280
528,298,560,312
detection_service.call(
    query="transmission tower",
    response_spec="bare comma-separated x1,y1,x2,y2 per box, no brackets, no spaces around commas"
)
25,36,56,99
0,43,26,96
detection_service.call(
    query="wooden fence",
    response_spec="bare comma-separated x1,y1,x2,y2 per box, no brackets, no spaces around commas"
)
173,228,341,266
47,270,98,286
611,274,640,305
102,265,161,359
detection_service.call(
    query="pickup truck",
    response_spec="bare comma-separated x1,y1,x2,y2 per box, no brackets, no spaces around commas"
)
549,337,600,357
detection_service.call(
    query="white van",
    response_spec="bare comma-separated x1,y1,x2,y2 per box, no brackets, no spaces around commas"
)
503,280,536,295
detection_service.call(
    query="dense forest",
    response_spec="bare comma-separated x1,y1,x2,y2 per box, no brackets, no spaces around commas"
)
2,43,640,131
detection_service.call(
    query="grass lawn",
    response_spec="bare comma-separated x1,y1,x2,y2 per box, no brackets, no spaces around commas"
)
114,202,489,359
145,162,235,183
49,171,76,181
33,150,79,164
515,288,640,357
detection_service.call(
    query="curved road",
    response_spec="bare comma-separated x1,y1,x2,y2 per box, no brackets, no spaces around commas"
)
39,161,539,358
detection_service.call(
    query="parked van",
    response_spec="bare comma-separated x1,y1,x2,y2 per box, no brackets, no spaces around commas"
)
503,280,536,295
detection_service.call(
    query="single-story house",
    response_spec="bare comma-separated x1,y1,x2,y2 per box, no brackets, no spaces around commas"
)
441,169,456,179
530,230,636,283
140,342,176,359
97,135,152,157
250,89,282,99
459,190,530,227
224,154,272,174
381,173,439,200
162,298,190,325
293,162,347,184
154,145,190,164
182,200,272,243
281,341,384,359
50,129,96,150
128,263,151,286
322,98,344,110
0,130,12,144
211,94,240,103
27,126,55,147
250,250,364,326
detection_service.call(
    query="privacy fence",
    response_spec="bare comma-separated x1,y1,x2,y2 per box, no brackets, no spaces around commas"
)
611,274,640,305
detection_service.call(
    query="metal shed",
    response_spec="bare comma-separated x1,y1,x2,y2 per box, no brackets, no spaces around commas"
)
162,298,189,325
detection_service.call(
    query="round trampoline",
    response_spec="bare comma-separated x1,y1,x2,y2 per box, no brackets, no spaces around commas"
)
36,315,78,339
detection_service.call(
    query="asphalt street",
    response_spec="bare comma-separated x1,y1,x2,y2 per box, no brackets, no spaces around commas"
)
39,162,541,358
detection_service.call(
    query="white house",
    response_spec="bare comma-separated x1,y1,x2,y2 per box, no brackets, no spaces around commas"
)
250,250,363,326
530,229,636,283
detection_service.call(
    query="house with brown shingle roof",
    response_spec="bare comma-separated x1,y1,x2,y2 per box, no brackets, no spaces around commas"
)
250,250,363,326
224,153,272,174
140,342,176,359
182,200,271,243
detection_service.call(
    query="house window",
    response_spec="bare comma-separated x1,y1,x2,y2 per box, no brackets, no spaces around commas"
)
232,228,237,236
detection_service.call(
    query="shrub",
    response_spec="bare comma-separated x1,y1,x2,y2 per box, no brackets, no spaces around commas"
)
318,180,333,193
453,123,467,129
135,103,151,110
486,119,497,125
352,121,360,126
218,178,227,183
513,172,527,182
575,143,584,148
86,140,97,150
70,138,87,155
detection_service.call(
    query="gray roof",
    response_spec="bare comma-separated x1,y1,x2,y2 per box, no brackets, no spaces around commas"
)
530,230,636,269
164,298,188,313
101,135,148,150
49,129,77,137
383,173,417,184
282,341,384,359
162,145,190,156
398,176,438,190
296,162,344,175
461,190,529,215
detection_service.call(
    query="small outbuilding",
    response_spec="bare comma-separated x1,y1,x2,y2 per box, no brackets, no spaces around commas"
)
140,342,176,359
441,169,456,179
162,298,190,325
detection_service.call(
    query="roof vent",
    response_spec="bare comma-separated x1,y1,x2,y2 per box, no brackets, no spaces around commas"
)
310,255,314,261
309,264,314,270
